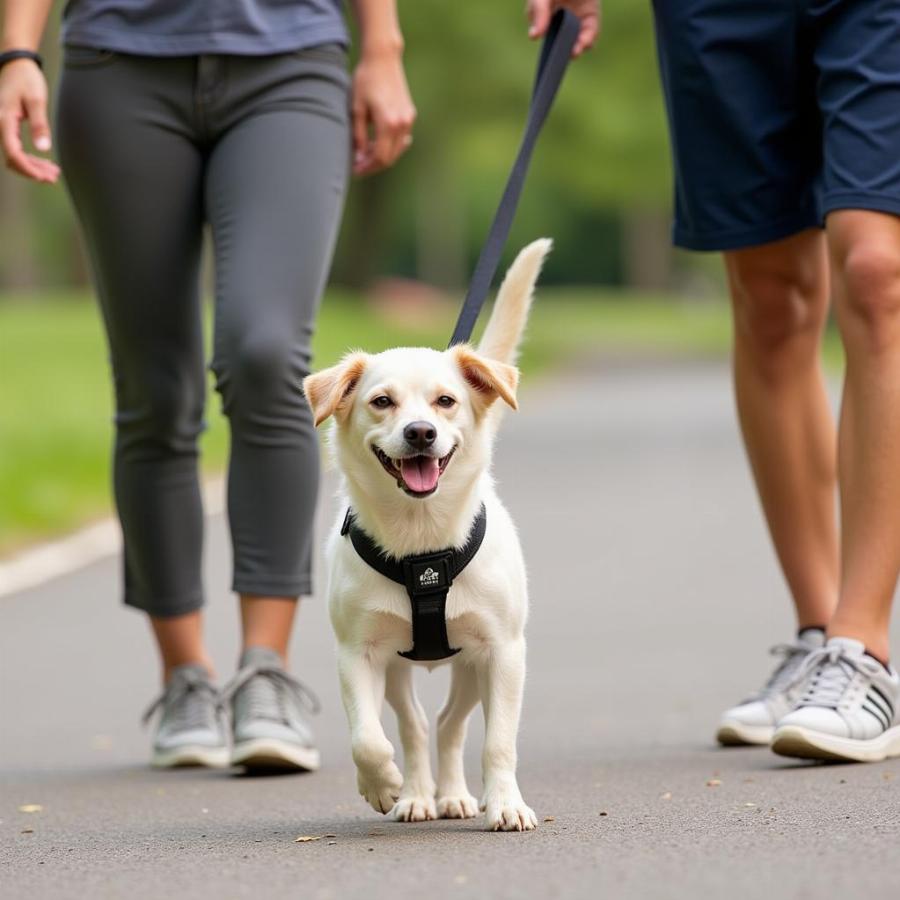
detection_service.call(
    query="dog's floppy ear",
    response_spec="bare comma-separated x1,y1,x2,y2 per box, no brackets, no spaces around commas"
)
451,345,519,411
303,352,368,427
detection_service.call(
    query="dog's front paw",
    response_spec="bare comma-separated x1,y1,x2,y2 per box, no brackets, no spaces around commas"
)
393,795,437,822
436,793,479,819
357,762,403,815
483,793,538,832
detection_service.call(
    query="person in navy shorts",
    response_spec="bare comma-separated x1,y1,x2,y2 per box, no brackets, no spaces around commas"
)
529,0,900,762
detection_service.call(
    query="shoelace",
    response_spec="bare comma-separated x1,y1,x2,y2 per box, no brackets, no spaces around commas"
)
221,665,321,724
141,670,223,731
756,641,812,698
790,645,884,709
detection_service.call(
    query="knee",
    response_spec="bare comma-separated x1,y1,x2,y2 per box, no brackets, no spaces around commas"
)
834,242,900,353
115,366,204,457
214,327,310,418
729,260,827,361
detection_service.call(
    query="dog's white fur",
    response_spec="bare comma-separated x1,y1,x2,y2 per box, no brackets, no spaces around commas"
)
304,239,551,832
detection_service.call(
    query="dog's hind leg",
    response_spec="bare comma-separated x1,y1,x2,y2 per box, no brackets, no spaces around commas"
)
435,660,480,820
476,637,538,831
385,662,437,822
337,644,403,815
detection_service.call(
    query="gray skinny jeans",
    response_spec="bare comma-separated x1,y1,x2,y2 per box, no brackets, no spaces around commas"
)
56,45,350,617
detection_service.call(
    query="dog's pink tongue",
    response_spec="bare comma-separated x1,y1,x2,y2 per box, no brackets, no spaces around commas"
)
400,456,440,493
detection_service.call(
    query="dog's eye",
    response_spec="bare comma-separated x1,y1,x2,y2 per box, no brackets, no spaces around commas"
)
370,395,394,409
436,395,456,408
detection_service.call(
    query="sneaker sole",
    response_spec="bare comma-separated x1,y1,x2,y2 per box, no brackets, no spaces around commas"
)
716,720,774,747
771,724,900,763
152,745,230,769
231,738,320,772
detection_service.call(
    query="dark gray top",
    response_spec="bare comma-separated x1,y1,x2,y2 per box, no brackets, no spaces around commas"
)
61,1,348,56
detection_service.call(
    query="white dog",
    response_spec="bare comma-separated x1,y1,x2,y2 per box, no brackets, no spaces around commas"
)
303,239,550,832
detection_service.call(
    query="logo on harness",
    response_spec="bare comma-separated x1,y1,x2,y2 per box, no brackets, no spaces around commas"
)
419,567,440,588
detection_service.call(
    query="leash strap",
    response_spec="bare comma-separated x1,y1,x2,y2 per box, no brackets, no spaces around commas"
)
342,505,488,661
448,9,580,348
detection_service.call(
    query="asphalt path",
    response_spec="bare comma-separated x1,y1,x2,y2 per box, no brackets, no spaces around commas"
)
2,358,899,899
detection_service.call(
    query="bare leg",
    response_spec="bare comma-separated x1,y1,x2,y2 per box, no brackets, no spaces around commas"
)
336,643,403,814
149,612,214,683
476,639,536,832
385,663,436,822
826,210,900,662
724,229,839,628
436,660,480,819
239,595,298,663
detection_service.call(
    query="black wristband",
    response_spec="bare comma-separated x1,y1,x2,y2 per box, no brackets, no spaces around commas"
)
0,50,43,71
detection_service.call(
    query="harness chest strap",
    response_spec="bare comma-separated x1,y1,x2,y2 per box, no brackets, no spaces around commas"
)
341,504,488,661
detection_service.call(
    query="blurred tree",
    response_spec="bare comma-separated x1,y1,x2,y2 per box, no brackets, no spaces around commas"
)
1,0,675,293
333,0,673,290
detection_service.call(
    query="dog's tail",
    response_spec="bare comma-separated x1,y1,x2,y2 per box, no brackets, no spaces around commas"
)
477,238,552,365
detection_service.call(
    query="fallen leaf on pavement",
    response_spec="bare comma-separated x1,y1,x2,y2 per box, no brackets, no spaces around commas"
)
706,779,722,787
294,835,322,843
21,828,34,834
543,816,556,823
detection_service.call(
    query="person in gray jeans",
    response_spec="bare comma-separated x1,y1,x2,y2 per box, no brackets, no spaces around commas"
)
0,0,415,770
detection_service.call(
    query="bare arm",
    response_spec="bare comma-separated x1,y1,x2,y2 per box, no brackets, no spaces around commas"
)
2,0,54,50
526,0,600,57
0,0,59,182
349,0,416,176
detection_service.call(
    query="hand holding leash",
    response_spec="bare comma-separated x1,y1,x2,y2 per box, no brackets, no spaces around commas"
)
527,0,600,57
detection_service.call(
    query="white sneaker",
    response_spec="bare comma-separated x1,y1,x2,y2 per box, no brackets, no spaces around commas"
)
716,628,825,746
772,637,900,762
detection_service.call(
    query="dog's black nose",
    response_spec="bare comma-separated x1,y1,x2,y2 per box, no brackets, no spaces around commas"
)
403,421,437,450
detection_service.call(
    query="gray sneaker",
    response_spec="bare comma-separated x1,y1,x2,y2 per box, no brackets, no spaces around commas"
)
142,664,229,768
224,646,321,772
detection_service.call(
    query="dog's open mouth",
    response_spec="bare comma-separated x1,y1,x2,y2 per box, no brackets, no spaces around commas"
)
372,445,457,498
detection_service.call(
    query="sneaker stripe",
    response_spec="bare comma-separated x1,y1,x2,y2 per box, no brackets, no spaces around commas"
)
870,684,895,719
862,702,890,732
867,689,892,723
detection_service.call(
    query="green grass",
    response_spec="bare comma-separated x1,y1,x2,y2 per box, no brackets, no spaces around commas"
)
0,288,842,554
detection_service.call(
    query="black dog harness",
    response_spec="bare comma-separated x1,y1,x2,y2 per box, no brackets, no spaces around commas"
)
341,505,488,661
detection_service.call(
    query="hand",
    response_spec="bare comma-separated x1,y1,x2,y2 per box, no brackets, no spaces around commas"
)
526,0,600,57
351,47,416,177
0,57,59,183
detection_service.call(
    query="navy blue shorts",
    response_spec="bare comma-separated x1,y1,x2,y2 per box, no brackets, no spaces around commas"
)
653,0,900,251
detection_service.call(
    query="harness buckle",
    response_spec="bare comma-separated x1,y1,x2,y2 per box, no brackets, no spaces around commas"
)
402,551,454,598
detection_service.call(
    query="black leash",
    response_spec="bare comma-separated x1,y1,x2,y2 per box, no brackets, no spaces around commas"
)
448,9,580,348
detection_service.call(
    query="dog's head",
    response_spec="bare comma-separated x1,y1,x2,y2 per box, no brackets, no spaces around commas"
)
303,345,518,501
